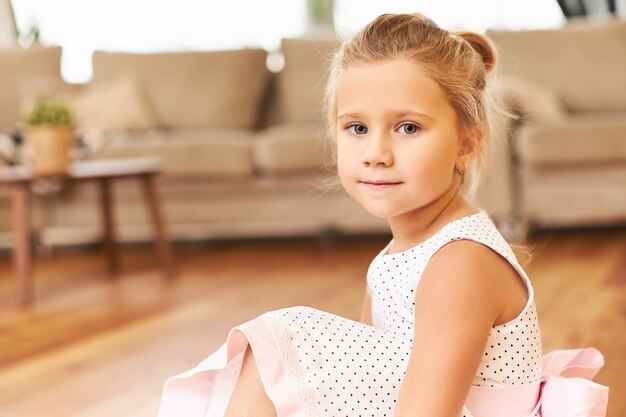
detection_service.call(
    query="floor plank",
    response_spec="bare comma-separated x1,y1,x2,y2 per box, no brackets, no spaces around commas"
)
0,228,623,417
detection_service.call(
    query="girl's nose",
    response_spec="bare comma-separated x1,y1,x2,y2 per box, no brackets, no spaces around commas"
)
363,136,394,167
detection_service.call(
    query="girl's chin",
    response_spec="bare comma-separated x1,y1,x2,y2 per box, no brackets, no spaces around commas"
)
359,202,403,219
344,189,407,218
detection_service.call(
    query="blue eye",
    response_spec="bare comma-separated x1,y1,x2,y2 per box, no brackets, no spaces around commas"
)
398,123,420,135
347,124,368,135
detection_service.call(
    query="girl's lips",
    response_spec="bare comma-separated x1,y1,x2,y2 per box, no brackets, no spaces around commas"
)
359,180,402,190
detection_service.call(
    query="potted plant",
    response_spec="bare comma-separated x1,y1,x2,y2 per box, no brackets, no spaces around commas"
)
22,97,75,175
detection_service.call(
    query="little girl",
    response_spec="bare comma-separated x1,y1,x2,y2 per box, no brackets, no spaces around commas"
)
158,13,608,417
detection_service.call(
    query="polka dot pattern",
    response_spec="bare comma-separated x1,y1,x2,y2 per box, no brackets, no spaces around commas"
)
264,307,412,417
367,210,543,387
254,210,542,417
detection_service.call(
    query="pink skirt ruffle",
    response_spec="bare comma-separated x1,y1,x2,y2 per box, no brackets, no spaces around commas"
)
158,312,309,417
157,307,607,417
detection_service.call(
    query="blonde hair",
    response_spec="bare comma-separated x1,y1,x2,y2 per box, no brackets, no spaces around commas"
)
324,12,499,200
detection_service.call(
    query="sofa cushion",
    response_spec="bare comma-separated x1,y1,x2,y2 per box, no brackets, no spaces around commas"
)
0,47,63,130
70,77,160,131
96,128,254,177
496,75,566,122
521,163,626,226
516,112,626,166
92,49,270,129
277,37,339,124
17,77,83,113
253,123,334,173
487,21,626,113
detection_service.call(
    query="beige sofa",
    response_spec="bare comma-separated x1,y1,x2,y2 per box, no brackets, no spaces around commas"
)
0,34,556,246
0,39,395,246
485,19,626,241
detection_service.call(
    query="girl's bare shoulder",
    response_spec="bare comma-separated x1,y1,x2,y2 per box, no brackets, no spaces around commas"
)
418,239,526,325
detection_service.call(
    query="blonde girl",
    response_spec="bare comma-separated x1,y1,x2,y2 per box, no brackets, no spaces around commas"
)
158,13,607,417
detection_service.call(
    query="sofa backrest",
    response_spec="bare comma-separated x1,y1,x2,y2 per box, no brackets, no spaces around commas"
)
92,49,270,130
272,36,340,125
0,46,63,130
487,20,626,113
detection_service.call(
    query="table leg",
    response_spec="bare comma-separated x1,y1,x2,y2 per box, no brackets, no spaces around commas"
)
141,174,175,279
99,178,119,276
11,183,33,306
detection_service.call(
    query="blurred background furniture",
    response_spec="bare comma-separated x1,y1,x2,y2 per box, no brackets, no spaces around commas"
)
1,19,625,246
0,157,175,304
486,18,626,241
0,38,390,248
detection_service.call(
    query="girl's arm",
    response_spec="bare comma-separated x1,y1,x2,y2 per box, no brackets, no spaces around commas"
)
394,240,513,417
359,286,372,325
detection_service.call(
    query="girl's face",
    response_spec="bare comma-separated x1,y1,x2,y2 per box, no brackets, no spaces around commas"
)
336,58,473,220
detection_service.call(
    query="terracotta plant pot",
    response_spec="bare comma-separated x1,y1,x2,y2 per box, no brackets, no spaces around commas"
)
25,125,74,175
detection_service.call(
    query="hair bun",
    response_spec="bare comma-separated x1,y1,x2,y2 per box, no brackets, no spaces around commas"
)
454,31,497,75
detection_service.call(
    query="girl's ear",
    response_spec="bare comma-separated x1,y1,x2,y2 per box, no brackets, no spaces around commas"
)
458,127,482,159
455,127,481,174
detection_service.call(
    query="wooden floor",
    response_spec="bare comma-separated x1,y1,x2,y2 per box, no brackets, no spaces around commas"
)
0,227,624,417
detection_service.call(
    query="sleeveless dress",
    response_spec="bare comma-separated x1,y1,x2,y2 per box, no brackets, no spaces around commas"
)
158,209,608,417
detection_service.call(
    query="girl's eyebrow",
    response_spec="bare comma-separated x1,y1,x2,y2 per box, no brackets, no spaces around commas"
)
389,110,433,120
337,112,362,120
337,110,433,121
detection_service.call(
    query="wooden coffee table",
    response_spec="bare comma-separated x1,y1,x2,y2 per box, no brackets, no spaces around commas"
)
0,157,176,306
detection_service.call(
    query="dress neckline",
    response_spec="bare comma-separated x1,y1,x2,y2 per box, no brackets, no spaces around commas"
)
381,209,488,258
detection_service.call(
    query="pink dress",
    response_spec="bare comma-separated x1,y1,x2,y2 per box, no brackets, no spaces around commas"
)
158,210,608,417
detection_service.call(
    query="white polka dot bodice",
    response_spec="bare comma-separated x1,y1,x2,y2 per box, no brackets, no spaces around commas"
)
367,209,543,387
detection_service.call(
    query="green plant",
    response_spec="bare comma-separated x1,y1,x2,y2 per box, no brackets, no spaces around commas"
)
307,0,334,27
22,97,74,128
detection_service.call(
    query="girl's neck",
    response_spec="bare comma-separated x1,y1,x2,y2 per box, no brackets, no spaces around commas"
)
386,184,477,254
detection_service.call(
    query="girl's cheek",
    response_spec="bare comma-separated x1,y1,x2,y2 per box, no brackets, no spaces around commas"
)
336,154,350,183
336,140,349,173
336,147,356,189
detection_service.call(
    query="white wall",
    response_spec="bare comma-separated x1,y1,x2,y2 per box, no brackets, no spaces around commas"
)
12,0,307,82
12,0,566,83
